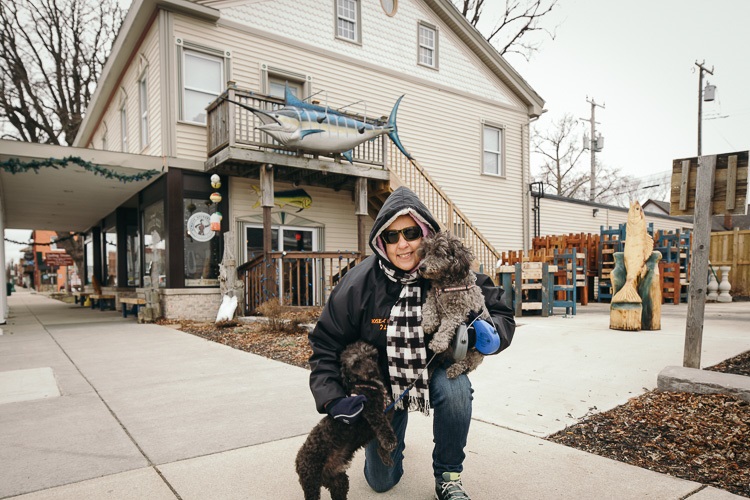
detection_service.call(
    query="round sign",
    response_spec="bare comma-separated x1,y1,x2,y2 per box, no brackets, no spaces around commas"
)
187,212,214,242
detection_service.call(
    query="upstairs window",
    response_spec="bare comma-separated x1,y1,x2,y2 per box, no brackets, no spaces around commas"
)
418,22,438,68
120,102,128,152
336,0,360,43
139,71,149,149
482,124,504,176
182,50,223,124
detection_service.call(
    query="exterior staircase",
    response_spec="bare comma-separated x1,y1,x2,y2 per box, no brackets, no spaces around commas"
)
368,145,501,275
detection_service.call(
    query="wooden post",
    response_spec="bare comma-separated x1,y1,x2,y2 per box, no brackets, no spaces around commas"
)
260,164,276,302
684,155,716,368
355,178,368,258
227,81,236,149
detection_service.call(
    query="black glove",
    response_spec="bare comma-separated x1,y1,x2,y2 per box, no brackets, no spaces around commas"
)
326,395,367,424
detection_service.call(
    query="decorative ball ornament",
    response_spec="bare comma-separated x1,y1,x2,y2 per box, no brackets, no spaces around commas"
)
210,174,221,189
210,192,222,204
210,212,221,231
216,211,223,221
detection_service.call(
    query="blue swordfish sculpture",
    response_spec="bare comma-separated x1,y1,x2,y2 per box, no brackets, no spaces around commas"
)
222,85,413,164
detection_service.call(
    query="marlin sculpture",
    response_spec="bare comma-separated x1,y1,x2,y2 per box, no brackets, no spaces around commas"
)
222,86,412,163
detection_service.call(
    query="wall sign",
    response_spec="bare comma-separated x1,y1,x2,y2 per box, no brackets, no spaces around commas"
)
187,212,215,242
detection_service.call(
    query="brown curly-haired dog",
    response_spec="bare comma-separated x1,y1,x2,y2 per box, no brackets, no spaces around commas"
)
296,341,397,500
418,231,488,379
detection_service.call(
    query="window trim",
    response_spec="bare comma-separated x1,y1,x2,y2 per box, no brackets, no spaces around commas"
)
260,64,312,100
417,21,439,70
481,122,505,177
335,0,362,45
176,39,231,126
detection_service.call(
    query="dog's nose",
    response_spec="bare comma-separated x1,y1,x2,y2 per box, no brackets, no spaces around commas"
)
419,264,426,273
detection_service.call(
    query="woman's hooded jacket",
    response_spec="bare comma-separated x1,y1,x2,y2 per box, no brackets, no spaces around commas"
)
308,186,515,413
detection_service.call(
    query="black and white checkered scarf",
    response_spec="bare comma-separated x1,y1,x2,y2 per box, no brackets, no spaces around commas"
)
380,261,431,415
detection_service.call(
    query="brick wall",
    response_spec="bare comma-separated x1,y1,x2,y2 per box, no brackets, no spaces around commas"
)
160,288,222,321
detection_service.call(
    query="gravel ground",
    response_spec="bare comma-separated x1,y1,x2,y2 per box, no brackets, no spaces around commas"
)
170,318,750,498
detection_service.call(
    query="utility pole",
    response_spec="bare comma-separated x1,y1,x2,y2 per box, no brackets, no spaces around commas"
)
581,97,605,201
695,60,714,155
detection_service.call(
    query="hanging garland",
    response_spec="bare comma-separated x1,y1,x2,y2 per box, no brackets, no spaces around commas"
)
1,156,161,183
5,232,85,246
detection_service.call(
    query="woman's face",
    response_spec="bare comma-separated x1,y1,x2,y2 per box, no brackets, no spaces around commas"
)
383,215,423,272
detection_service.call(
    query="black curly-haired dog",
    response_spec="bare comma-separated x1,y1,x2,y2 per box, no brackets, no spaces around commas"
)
418,231,487,378
296,341,397,500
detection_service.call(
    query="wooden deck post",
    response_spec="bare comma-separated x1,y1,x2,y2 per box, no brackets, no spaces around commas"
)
355,178,368,258
260,164,277,303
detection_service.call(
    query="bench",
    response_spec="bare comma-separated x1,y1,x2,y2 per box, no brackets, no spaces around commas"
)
90,294,116,311
120,297,146,318
73,292,92,306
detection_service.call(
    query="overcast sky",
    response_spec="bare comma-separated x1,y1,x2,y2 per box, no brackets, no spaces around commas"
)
499,0,750,188
6,0,749,265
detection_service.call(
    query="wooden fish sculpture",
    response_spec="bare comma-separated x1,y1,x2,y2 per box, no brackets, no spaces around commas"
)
223,86,412,163
612,201,654,304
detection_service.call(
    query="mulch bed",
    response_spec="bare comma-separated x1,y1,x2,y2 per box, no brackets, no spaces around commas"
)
167,318,750,498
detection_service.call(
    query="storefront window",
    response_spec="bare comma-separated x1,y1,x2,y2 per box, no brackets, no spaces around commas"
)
184,197,220,286
143,201,166,287
103,230,117,285
84,238,94,285
126,225,140,286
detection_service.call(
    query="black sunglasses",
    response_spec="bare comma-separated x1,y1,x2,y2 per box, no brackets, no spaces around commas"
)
381,226,423,245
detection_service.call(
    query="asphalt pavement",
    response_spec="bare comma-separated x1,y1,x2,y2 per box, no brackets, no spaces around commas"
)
1,289,748,499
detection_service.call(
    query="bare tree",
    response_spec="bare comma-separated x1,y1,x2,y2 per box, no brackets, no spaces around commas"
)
454,0,558,60
532,113,589,198
0,0,124,145
533,113,637,207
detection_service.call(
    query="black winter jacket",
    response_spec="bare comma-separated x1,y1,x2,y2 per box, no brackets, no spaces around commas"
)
308,187,515,413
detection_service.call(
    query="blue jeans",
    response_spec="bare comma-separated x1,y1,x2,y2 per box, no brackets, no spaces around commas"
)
363,362,474,492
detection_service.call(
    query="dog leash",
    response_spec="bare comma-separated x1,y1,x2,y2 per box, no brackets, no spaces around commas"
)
384,352,437,414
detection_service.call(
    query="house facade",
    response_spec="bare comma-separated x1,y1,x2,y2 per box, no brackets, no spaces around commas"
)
71,0,545,320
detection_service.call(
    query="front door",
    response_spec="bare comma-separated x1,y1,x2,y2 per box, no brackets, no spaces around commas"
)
245,224,319,305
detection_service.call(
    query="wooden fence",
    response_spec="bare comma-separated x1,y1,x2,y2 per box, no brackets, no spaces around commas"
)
709,228,750,297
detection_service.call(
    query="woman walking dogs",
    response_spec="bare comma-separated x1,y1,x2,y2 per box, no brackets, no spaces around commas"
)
308,186,515,499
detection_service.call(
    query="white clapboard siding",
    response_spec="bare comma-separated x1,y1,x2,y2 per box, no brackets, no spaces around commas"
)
538,196,693,238
88,21,161,155
229,176,372,260
172,6,530,252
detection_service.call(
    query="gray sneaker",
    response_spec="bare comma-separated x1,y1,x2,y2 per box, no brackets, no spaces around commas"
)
435,472,471,500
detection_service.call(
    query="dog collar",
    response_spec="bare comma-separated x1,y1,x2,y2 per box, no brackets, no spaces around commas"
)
435,284,476,296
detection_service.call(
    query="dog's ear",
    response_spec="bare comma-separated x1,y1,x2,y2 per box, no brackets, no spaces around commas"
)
448,237,474,276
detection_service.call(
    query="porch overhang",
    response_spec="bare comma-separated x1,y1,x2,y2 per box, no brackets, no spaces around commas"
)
0,140,199,232
205,146,390,191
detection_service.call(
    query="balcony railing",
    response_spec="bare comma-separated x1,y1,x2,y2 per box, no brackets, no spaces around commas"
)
238,251,362,314
206,86,387,167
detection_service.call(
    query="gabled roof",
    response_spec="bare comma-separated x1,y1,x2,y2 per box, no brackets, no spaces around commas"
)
642,199,670,214
76,0,544,147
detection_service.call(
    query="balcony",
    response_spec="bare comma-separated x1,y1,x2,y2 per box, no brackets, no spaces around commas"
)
205,86,390,190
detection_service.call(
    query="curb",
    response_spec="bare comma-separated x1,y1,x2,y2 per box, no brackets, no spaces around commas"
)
657,365,750,402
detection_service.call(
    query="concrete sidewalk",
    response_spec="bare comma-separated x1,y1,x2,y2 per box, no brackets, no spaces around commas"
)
1,290,747,499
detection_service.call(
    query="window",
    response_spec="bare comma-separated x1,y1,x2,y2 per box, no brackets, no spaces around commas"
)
269,76,303,99
184,197,221,286
482,124,504,176
126,224,140,287
143,201,166,287
139,71,149,149
182,49,224,124
120,101,128,152
336,0,360,43
418,22,438,68
84,237,94,285
103,230,117,286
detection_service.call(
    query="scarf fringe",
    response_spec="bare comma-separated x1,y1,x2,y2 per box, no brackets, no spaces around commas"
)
391,394,431,416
